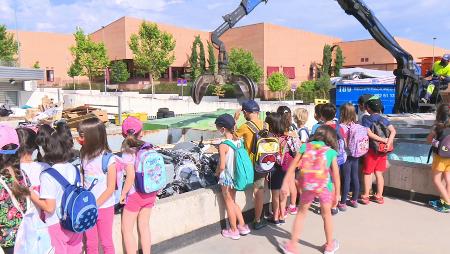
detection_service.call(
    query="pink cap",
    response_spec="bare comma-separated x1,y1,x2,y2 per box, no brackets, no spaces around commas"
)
122,116,143,136
0,125,20,155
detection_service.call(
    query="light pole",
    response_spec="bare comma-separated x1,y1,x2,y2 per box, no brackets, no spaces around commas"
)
432,37,437,65
14,2,21,67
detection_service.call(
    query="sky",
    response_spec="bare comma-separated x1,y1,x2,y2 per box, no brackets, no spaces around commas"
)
0,0,449,49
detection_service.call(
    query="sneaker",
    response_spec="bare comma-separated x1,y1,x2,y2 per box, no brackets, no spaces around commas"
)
435,203,450,213
428,199,443,208
267,217,281,225
313,197,320,204
253,218,268,230
347,199,358,208
337,202,347,212
358,196,370,205
421,98,428,104
279,219,286,224
370,195,385,204
287,205,298,215
221,228,240,240
279,241,298,254
237,224,251,236
331,208,339,216
323,239,340,254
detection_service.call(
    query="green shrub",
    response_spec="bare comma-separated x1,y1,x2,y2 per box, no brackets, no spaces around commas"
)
62,82,106,91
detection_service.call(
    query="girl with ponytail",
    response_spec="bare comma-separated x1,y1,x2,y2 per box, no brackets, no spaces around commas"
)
0,125,30,254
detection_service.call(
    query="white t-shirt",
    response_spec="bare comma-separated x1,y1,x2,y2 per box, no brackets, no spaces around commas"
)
20,162,49,192
121,152,137,195
40,163,78,226
298,128,309,143
82,152,116,209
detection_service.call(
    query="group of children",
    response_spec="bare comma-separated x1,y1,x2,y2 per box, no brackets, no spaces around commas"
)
0,116,154,254
216,96,397,254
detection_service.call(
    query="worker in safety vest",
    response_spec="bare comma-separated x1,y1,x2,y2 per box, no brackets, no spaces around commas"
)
422,54,450,103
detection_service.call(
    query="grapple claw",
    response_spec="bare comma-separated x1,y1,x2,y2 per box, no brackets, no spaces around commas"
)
229,74,257,104
191,74,216,104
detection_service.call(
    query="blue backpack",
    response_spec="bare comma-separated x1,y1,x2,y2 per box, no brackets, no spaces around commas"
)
134,144,167,193
43,167,98,233
101,152,122,204
222,140,254,191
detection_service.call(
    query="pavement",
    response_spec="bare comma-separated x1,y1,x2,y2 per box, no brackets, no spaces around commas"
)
172,197,449,254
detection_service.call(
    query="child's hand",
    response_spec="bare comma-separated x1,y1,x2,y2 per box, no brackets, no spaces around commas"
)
119,193,127,204
215,170,221,177
334,194,341,207
234,109,241,120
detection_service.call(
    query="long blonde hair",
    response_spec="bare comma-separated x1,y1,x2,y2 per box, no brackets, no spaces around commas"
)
293,108,309,127
339,103,356,124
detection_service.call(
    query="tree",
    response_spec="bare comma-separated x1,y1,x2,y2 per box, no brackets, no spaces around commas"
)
315,73,332,99
129,22,176,98
228,48,263,83
110,60,130,83
67,60,82,89
321,44,333,77
189,38,200,81
70,27,109,90
0,25,18,65
207,42,217,74
33,61,40,69
198,37,206,74
334,46,345,77
267,72,289,100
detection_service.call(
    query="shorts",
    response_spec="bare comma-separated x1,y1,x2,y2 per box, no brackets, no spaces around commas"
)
124,192,157,212
301,189,333,205
432,154,450,172
363,149,387,175
254,172,267,189
268,167,286,190
48,222,83,254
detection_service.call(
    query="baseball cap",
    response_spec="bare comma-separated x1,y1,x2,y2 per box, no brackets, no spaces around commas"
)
242,100,260,113
215,114,236,131
0,125,20,155
122,116,143,136
442,54,450,61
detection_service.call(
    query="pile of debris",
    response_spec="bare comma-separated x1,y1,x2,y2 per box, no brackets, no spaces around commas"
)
63,106,108,128
25,96,62,124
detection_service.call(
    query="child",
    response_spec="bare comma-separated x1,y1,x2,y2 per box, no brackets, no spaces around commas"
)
427,103,450,212
78,118,116,254
29,122,83,254
357,94,373,123
293,108,310,144
280,125,341,254
337,104,362,211
16,127,48,194
311,104,324,135
277,106,301,215
0,125,30,254
215,114,250,239
119,117,156,254
360,97,396,205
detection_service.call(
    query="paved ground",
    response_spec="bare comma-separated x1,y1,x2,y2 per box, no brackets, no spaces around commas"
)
172,197,449,254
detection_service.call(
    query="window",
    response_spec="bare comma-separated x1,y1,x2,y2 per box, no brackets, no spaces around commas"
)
46,70,54,82
283,67,296,79
267,66,280,77
361,58,365,63
365,58,369,62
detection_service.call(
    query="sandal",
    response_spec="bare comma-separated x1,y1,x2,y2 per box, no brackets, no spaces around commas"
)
370,195,385,204
358,195,370,205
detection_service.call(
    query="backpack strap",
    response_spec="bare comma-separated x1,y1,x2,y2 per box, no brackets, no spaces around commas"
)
246,121,261,134
222,140,239,151
43,167,80,188
299,127,310,140
335,124,344,140
102,152,114,174
0,176,24,215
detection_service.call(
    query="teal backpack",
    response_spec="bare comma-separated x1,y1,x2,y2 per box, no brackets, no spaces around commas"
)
222,140,254,191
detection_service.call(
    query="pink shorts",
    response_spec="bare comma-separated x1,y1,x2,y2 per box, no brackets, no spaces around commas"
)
300,189,333,205
48,223,83,254
124,192,157,212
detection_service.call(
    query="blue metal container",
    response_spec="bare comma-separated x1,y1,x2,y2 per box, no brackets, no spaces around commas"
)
335,82,396,115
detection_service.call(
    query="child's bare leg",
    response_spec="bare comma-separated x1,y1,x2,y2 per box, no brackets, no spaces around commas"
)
230,189,246,226
271,190,280,220
374,171,385,197
222,186,238,230
289,202,311,248
445,171,450,199
289,177,297,207
279,189,288,219
320,202,334,246
363,174,372,197
433,171,450,204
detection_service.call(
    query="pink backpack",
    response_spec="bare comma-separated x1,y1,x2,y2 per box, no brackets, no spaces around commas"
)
278,136,298,172
298,143,330,194
344,123,369,158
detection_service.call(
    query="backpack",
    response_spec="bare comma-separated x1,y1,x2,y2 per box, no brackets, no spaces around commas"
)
345,123,369,158
278,136,298,172
222,140,254,191
436,128,450,158
299,143,330,194
335,124,347,165
42,167,98,233
369,117,393,154
246,121,280,174
101,152,123,205
134,144,167,194
298,127,310,142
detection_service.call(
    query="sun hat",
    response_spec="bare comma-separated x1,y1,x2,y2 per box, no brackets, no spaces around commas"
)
0,125,20,155
122,116,143,136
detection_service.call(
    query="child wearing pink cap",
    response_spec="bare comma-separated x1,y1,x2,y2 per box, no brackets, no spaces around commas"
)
119,117,157,254
0,125,31,254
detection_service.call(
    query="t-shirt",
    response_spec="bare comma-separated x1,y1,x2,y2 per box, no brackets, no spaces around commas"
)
121,151,137,195
82,152,116,209
20,161,49,193
298,127,309,143
358,110,370,123
361,114,391,129
235,118,264,153
311,122,322,135
40,163,78,226
433,61,450,77
0,176,28,248
326,123,347,140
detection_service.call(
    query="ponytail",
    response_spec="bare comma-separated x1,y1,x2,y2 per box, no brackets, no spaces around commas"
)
121,130,145,154
0,144,30,199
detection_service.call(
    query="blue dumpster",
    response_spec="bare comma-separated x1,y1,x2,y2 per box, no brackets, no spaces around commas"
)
335,77,396,114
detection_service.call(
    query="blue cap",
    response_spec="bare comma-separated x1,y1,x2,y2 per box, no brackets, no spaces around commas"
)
242,100,260,113
215,114,235,130
443,54,450,61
